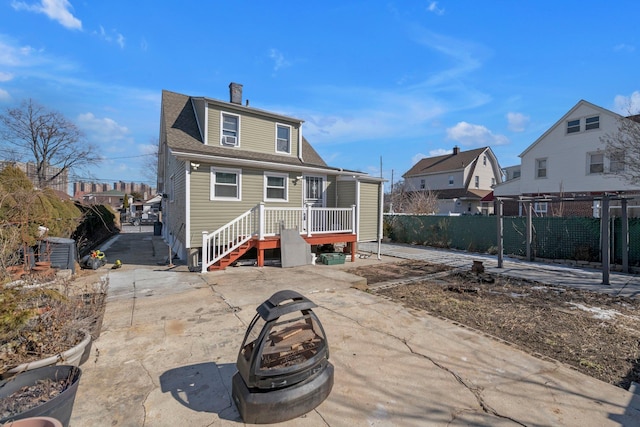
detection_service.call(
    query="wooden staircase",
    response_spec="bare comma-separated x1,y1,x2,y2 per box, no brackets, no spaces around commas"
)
207,239,255,271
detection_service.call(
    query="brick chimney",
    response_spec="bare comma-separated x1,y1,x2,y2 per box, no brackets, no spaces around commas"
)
229,82,243,105
453,146,459,155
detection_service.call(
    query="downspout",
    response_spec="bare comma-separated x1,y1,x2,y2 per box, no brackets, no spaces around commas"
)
297,124,303,163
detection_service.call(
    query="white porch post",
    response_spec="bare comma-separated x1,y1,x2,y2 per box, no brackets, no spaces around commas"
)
201,231,208,274
351,204,357,235
258,202,265,240
306,203,313,237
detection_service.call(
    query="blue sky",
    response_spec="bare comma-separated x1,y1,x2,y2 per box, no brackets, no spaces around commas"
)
1,1,639,192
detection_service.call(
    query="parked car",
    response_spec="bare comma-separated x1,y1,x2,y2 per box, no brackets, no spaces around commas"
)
130,212,159,226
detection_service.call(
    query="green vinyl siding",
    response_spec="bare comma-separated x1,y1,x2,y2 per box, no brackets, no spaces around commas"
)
165,155,187,247
206,104,300,156
337,180,356,207
358,182,381,242
188,164,303,248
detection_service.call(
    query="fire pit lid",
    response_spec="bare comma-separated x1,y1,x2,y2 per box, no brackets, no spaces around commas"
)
256,289,316,321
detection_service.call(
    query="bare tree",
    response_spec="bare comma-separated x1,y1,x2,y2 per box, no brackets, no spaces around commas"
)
0,99,100,189
601,108,640,185
387,180,439,214
141,137,159,185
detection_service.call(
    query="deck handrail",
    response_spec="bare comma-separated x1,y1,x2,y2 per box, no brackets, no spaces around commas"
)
201,204,356,272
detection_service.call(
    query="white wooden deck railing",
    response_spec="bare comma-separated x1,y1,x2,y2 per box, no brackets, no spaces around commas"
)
201,203,356,272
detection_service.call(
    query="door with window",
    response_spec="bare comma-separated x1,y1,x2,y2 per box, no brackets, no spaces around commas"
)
303,176,324,233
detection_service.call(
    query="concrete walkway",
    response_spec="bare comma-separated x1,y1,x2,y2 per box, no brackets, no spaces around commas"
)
69,234,640,426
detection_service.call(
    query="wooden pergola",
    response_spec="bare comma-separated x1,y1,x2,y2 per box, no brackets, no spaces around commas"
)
495,193,640,285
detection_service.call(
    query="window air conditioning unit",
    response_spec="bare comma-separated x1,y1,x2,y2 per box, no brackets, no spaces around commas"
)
222,135,237,146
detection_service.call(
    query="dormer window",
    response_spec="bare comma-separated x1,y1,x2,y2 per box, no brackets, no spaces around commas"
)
567,119,580,134
221,113,239,146
276,124,291,154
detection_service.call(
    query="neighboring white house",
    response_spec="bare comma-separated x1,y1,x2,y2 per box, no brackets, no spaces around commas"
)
493,100,640,216
402,146,502,215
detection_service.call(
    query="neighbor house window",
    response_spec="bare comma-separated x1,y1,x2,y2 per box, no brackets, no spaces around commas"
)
513,169,521,179
221,113,239,146
474,176,479,188
534,202,548,215
211,167,241,200
491,177,496,186
448,175,454,185
420,179,426,189
264,172,288,201
276,124,291,154
567,119,580,134
588,152,604,174
609,150,625,173
536,158,547,178
585,115,600,131
483,155,487,166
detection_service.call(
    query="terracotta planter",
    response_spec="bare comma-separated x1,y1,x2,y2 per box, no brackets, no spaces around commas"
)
0,365,81,427
1,416,63,427
2,330,91,380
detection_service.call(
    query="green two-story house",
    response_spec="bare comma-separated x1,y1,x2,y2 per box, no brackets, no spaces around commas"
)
158,83,384,272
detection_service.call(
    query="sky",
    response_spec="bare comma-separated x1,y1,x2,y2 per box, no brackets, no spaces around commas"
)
1,0,639,193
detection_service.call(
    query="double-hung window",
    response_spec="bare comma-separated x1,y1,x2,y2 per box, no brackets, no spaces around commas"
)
221,113,239,146
536,158,547,179
276,124,291,154
474,176,479,188
585,115,600,131
609,150,625,173
211,167,241,200
420,179,426,189
567,119,580,134
264,172,288,201
448,175,454,185
588,153,604,174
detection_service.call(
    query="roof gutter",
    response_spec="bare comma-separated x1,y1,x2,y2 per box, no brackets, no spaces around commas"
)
297,125,303,163
170,149,379,179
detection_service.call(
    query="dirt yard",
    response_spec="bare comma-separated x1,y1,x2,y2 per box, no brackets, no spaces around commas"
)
347,260,640,390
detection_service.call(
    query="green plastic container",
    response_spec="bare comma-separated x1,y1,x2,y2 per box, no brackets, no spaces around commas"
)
320,253,346,265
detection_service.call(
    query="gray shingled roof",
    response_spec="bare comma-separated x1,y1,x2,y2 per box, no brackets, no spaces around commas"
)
161,90,329,169
403,147,488,177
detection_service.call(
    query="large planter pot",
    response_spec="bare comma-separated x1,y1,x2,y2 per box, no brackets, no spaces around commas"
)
1,416,63,427
2,330,91,380
0,365,81,427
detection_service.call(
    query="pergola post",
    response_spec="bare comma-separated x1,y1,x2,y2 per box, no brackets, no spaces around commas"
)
601,195,610,285
525,201,533,261
497,198,503,268
622,198,629,273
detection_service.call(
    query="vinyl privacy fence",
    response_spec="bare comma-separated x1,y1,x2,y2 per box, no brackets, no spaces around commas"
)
384,214,640,266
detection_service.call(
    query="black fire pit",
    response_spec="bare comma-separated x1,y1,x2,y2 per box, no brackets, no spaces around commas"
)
232,290,334,424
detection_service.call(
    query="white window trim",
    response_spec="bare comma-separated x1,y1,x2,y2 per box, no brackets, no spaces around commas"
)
210,167,242,201
264,171,289,202
448,175,454,186
567,119,581,134
534,202,548,214
535,158,548,179
220,111,241,147
474,175,479,188
275,123,292,154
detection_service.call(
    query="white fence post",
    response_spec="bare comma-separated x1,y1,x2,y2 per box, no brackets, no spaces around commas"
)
201,231,208,273
258,202,265,241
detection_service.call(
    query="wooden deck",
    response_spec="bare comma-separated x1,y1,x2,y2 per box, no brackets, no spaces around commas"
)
253,233,358,267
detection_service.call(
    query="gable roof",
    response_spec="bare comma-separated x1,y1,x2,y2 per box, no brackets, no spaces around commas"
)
403,147,489,177
520,99,623,158
161,90,333,170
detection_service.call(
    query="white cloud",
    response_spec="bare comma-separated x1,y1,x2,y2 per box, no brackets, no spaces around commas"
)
614,43,635,53
429,148,452,157
506,112,530,132
77,112,130,144
427,1,445,15
614,91,640,115
95,25,126,49
0,37,42,67
446,121,509,147
0,72,14,82
269,48,291,72
12,0,82,30
0,88,11,102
